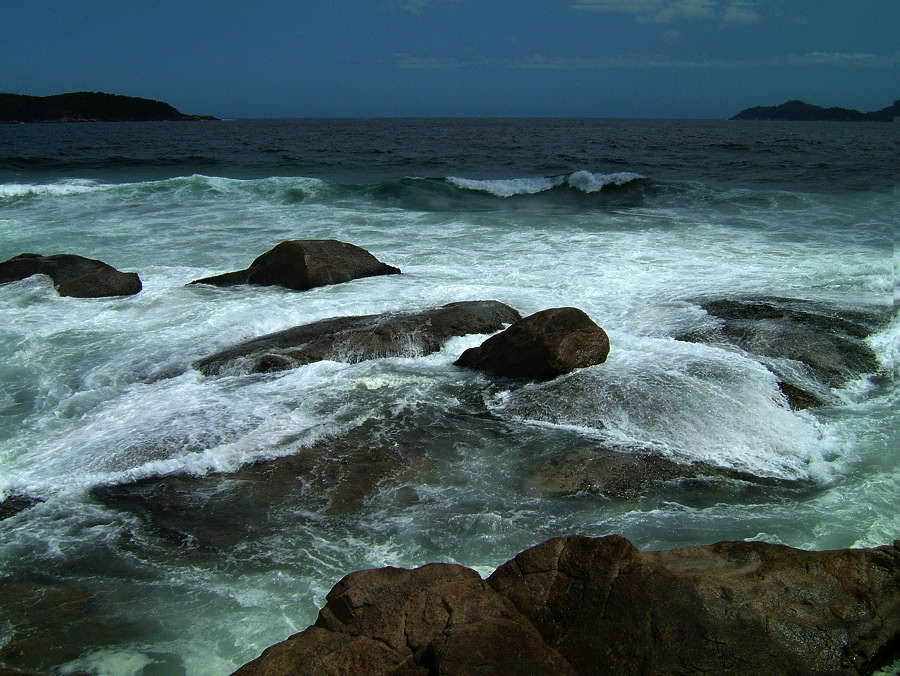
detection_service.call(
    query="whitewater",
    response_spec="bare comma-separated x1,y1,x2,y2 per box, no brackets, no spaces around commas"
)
0,118,897,675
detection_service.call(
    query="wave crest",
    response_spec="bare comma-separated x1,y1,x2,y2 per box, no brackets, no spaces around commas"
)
446,171,644,197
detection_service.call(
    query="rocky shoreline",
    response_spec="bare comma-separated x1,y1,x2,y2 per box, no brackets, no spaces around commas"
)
1,239,896,675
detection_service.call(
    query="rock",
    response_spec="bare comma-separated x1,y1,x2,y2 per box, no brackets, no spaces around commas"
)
231,535,900,676
454,307,610,380
233,563,576,676
189,239,400,290
91,421,413,552
676,297,887,408
0,578,142,676
0,495,43,521
529,446,741,499
194,300,521,376
0,253,141,298
89,405,528,556
489,535,900,676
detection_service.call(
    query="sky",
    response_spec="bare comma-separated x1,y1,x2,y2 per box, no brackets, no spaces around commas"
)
2,0,897,119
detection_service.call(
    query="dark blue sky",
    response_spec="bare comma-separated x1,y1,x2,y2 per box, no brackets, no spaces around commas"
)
3,1,897,118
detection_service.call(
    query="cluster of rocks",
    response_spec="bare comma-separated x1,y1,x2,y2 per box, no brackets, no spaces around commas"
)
0,239,401,298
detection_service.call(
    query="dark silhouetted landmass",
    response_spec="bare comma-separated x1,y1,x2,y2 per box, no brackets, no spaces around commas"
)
731,99,899,122
0,91,217,123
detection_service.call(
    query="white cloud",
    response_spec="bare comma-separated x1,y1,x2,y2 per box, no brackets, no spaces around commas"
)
571,0,665,12
392,50,898,70
722,3,761,24
573,0,763,25
787,52,893,67
385,0,453,14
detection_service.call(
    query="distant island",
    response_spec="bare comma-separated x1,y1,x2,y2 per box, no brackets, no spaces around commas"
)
731,99,899,122
0,91,217,123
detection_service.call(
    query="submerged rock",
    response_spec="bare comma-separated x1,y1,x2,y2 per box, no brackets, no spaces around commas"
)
231,534,900,676
90,421,411,551
0,578,140,676
189,239,400,290
454,306,610,380
0,253,141,298
677,296,887,409
194,300,521,376
529,446,740,498
0,495,43,521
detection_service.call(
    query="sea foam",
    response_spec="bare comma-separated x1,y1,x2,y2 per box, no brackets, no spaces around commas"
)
446,170,643,197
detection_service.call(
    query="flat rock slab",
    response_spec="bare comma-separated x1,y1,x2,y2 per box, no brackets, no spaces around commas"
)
677,296,888,408
529,446,747,498
231,534,900,676
195,300,522,376
0,253,141,298
189,239,400,291
90,417,416,553
455,306,610,380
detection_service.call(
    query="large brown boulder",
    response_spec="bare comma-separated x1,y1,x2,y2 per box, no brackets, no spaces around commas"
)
194,300,521,376
454,306,610,380
489,535,900,676
230,535,900,676
189,239,400,290
0,253,141,297
233,563,576,676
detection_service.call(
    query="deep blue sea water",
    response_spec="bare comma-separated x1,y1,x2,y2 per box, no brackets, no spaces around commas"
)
0,118,898,675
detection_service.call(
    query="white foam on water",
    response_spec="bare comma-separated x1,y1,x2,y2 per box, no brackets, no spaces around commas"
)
0,178,110,199
446,174,565,196
445,170,643,197
566,170,643,192
497,337,830,481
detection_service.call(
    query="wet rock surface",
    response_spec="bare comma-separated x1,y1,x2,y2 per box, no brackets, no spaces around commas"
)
194,300,521,376
231,534,900,676
0,495,42,521
189,239,400,290
529,446,744,498
236,564,576,676
0,253,142,298
677,297,888,408
454,306,610,380
91,419,414,553
0,577,148,676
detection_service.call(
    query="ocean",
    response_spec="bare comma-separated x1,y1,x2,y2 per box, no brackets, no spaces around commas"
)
0,118,898,676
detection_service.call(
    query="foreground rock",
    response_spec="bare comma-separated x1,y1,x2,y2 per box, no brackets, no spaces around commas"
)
454,306,610,380
677,297,888,409
239,564,576,676
232,535,900,676
0,253,141,298
189,239,400,291
195,300,521,376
